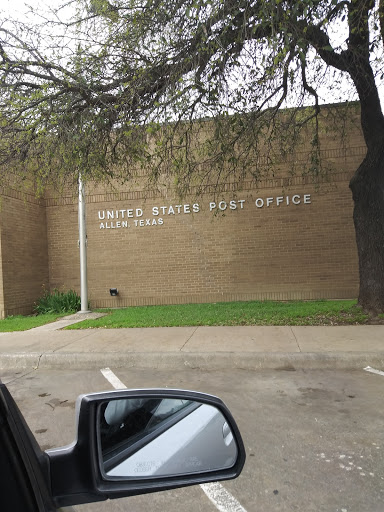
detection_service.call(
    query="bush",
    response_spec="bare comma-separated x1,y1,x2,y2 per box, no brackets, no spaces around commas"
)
34,288,81,314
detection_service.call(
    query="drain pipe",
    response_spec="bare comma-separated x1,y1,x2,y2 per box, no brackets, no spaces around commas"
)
78,174,91,313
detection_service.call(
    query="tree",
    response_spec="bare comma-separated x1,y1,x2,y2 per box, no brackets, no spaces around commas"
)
0,0,383,313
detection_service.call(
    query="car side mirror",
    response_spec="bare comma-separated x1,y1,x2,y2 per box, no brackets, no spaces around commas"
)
46,389,245,508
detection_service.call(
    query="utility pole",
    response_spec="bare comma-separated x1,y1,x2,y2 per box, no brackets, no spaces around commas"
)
78,174,91,313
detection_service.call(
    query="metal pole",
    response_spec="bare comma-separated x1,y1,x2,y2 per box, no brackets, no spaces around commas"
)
78,174,91,313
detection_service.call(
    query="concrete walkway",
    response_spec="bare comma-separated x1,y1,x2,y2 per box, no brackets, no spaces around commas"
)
0,313,383,370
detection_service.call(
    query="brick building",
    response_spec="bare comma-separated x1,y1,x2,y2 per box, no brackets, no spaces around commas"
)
0,105,364,317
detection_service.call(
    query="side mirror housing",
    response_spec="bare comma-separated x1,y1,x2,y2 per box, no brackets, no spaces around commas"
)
47,389,246,508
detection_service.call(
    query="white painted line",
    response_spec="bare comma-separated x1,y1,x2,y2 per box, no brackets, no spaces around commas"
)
100,368,248,512
364,366,384,377
200,482,247,512
100,367,127,389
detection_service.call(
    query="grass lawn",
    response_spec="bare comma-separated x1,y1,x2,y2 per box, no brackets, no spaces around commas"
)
0,313,68,332
65,300,368,329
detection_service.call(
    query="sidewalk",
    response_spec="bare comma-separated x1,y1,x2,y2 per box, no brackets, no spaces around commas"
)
0,313,383,371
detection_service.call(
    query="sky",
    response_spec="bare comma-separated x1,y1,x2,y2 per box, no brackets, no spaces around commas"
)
2,0,383,108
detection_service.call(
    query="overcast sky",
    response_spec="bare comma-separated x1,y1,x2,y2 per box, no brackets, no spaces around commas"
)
2,0,383,107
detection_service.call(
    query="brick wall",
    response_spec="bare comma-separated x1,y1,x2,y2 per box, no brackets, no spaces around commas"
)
81,176,358,308
0,189,49,317
0,104,364,314
44,180,360,310
45,198,79,293
0,221,4,316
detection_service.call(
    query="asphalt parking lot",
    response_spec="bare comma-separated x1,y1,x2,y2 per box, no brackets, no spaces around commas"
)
2,366,384,512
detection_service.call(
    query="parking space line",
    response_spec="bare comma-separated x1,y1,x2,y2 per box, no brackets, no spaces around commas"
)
364,366,384,377
201,482,247,512
100,367,248,512
100,367,127,389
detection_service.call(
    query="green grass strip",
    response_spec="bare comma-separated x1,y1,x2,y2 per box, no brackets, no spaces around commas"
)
0,313,68,332
65,300,368,329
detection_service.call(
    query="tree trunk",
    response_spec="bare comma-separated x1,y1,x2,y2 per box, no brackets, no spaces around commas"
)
349,143,384,314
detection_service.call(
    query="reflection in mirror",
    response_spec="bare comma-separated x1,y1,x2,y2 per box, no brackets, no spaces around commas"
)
98,397,238,478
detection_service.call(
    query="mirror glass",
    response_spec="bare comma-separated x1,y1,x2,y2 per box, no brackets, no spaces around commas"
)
98,397,238,478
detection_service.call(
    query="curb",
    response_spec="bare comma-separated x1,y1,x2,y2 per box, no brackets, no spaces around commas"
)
1,352,384,371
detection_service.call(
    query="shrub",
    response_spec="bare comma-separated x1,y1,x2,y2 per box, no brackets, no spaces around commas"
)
34,288,81,314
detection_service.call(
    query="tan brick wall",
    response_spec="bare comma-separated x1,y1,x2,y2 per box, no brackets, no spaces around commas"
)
44,174,360,309
0,104,364,314
0,218,4,316
45,199,79,293
85,178,358,308
0,189,49,317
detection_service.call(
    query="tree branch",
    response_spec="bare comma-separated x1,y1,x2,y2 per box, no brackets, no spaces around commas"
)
301,23,351,71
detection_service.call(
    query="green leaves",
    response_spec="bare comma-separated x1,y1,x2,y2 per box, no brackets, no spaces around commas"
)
34,289,82,315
